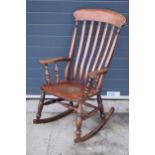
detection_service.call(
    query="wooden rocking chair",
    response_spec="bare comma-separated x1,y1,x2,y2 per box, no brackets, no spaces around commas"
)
33,9,126,142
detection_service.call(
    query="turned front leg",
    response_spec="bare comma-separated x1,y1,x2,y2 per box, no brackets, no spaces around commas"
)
75,101,83,140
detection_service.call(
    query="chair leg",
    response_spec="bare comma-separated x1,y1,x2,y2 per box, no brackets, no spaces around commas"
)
34,90,45,123
97,94,105,119
74,107,115,143
74,96,115,143
75,101,83,141
33,91,74,124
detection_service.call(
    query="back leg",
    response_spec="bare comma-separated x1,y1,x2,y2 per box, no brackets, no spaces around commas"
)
35,90,45,121
97,94,105,119
33,92,74,124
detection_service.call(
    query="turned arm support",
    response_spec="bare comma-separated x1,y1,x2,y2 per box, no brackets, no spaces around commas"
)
39,57,71,84
88,68,108,80
84,68,108,94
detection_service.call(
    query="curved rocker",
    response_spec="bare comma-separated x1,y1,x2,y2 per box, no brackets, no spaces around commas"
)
33,109,73,124
74,107,115,143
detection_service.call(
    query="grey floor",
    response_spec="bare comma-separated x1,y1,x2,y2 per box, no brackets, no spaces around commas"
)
27,112,129,155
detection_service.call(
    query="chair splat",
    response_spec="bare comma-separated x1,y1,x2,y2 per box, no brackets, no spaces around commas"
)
84,22,101,80
79,21,94,80
98,25,115,70
65,21,79,80
105,28,121,67
73,21,87,79
92,23,109,72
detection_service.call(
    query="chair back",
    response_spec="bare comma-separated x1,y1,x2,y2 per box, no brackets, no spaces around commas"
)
65,9,126,88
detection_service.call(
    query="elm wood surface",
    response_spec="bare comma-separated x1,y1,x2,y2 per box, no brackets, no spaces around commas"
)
74,9,126,28
42,81,99,101
33,9,126,142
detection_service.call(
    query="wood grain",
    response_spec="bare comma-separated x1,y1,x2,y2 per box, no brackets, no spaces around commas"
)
74,9,126,28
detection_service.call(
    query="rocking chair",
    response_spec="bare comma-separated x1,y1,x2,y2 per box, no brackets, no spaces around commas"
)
33,9,126,142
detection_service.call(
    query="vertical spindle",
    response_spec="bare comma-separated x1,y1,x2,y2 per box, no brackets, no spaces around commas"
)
54,63,60,83
44,64,51,84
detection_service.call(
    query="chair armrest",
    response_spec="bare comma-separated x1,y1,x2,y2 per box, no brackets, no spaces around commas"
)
39,57,71,65
84,68,108,95
88,68,108,79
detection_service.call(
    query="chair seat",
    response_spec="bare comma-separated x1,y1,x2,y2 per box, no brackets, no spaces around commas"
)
42,81,98,101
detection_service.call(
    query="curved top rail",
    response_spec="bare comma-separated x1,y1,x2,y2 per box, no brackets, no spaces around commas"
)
74,9,126,28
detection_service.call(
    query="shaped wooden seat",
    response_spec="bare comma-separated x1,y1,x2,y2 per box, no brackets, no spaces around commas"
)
33,9,126,142
42,81,99,101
